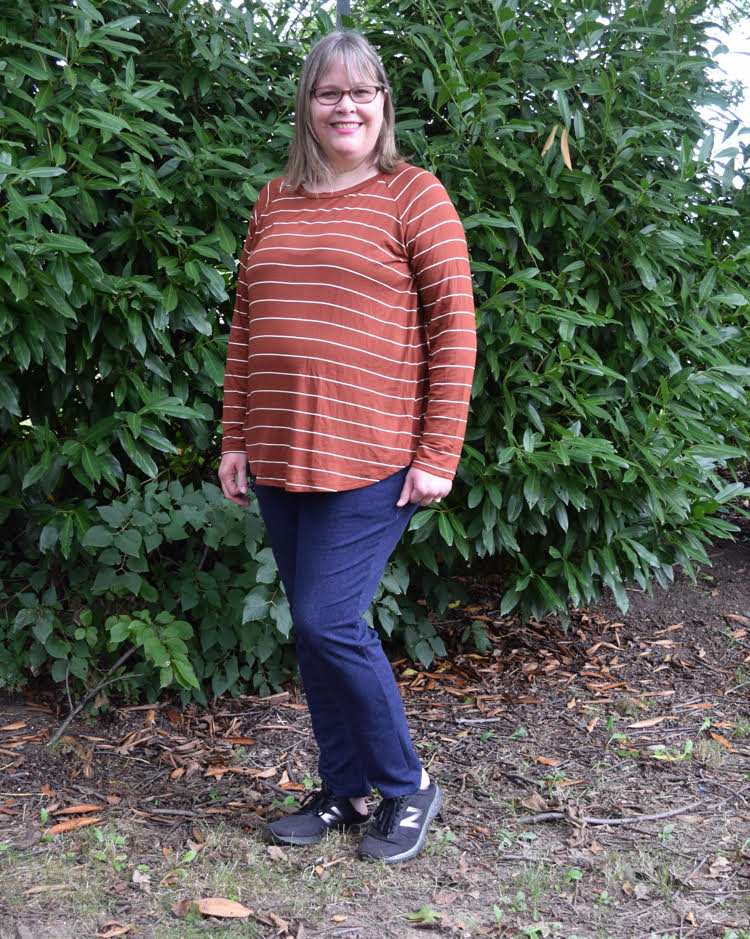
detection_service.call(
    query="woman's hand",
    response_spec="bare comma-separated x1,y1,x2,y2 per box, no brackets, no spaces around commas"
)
218,452,251,505
396,466,452,507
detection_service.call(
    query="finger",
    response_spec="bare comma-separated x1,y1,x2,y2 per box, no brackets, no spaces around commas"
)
235,464,248,495
219,471,238,498
396,476,413,507
222,483,250,506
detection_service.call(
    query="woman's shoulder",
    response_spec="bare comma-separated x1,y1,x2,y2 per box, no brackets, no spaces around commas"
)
385,161,441,188
250,175,304,217
258,175,287,201
383,162,452,208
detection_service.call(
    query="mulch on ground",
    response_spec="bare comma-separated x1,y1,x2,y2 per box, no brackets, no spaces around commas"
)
1,538,749,937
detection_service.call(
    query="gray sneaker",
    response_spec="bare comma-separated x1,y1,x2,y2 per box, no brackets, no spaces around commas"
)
357,781,443,862
263,784,371,846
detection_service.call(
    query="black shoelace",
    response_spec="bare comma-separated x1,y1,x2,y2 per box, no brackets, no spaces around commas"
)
372,794,408,836
299,785,334,815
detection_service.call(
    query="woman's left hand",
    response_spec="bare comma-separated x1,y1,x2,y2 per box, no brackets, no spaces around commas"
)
396,466,452,507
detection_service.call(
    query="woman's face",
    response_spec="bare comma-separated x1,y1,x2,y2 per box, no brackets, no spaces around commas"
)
310,59,385,177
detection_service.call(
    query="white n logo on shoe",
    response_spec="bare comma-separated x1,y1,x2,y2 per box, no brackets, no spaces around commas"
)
320,806,344,825
400,806,423,829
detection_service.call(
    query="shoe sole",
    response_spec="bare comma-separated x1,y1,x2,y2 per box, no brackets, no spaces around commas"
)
262,818,371,846
358,783,443,863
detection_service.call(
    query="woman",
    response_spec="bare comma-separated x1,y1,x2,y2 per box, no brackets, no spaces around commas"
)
218,30,475,863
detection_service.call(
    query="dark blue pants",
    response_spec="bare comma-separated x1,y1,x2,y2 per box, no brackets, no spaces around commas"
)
255,468,423,799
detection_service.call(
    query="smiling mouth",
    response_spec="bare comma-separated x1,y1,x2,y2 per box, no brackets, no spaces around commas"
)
331,122,361,128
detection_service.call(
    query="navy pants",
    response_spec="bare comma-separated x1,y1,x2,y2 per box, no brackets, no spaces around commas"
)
255,468,423,799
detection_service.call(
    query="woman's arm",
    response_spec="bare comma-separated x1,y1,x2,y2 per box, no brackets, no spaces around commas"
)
395,167,477,484
219,186,269,502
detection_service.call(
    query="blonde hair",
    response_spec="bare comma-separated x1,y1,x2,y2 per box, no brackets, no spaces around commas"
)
284,31,401,191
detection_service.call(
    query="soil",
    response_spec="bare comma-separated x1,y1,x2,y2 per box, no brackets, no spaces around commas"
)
0,536,749,939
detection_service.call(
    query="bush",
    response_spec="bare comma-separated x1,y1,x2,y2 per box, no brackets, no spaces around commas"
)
370,0,750,619
1,0,748,700
0,0,296,696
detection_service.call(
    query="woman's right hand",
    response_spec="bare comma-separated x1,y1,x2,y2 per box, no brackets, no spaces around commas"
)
218,452,250,505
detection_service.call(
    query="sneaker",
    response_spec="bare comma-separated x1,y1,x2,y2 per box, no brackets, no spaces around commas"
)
262,784,371,846
357,781,443,863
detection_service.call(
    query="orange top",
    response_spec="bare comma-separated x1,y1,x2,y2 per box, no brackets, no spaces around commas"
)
221,163,476,492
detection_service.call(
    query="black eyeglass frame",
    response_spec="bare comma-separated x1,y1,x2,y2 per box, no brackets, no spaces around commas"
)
310,84,385,105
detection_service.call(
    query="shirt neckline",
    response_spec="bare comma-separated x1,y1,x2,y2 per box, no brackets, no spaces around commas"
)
298,172,387,199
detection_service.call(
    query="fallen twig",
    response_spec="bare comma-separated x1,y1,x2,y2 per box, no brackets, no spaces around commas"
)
684,855,709,883
516,799,703,826
134,806,204,818
699,773,748,804
695,894,729,915
455,717,507,724
48,648,138,746
681,656,728,676
496,852,546,863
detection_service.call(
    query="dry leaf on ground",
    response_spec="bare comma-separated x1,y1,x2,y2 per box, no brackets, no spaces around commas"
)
520,793,549,812
54,804,104,815
628,716,667,728
44,816,101,836
95,923,135,938
173,897,253,919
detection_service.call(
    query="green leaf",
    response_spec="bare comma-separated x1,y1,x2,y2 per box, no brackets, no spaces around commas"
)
422,68,435,103
437,512,454,546
161,283,178,313
406,907,442,924
242,588,269,624
413,640,434,669
108,618,132,644
143,633,170,668
114,528,143,557
46,636,71,659
22,463,48,490
83,526,115,549
73,0,105,21
36,233,91,254
32,617,53,645
173,656,199,689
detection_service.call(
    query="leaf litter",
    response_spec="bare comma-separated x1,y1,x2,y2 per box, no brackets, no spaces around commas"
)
0,540,749,937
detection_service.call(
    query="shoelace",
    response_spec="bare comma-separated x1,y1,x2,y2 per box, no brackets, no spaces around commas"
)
372,794,408,836
299,785,335,815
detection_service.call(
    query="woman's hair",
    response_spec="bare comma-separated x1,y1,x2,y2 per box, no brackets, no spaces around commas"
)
284,31,401,191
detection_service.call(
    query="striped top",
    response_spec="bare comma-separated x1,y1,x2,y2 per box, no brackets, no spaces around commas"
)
221,162,476,492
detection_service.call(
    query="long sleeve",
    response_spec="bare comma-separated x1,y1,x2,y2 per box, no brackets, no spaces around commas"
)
221,190,265,454
390,167,476,479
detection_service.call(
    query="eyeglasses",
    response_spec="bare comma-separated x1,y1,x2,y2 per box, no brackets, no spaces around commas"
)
311,85,384,105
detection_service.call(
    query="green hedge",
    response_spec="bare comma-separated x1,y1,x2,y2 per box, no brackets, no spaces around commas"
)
371,0,750,617
1,0,748,701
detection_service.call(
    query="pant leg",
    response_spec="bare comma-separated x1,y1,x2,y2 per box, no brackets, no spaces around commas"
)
255,483,370,797
256,470,423,799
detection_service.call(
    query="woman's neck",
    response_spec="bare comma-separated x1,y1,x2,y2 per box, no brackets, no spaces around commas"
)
306,161,379,194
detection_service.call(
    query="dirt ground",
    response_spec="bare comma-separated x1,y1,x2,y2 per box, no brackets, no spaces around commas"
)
0,536,749,939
